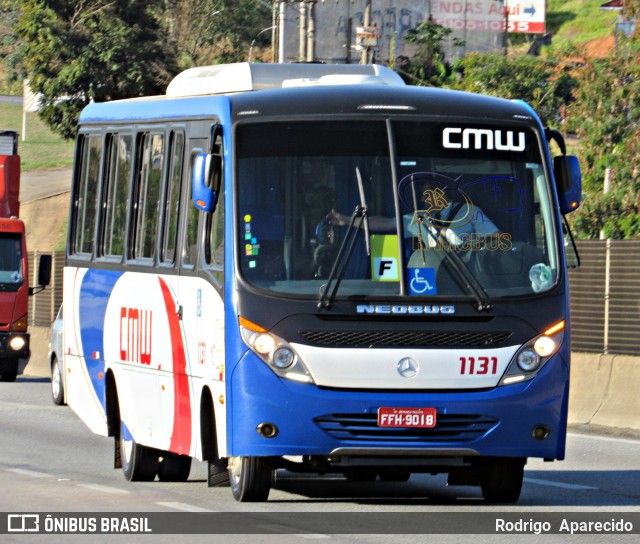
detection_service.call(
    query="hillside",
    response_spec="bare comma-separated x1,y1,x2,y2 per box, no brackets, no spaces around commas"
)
21,193,69,253
546,0,621,46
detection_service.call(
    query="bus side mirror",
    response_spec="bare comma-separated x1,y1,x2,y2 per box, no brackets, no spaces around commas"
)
554,155,582,215
192,153,221,213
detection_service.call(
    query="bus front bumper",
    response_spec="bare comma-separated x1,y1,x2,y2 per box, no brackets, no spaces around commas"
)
227,350,569,462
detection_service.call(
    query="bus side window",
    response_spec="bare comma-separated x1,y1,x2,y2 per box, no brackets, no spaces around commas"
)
72,133,102,256
101,133,132,258
161,130,185,264
204,182,224,281
183,151,201,267
131,132,164,261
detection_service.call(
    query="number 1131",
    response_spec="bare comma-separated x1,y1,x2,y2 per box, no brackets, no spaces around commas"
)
460,356,498,375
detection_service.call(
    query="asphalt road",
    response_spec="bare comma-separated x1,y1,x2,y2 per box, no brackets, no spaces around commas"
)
1,377,640,543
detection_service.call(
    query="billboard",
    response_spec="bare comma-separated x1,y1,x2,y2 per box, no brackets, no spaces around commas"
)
280,1,546,65
505,0,546,34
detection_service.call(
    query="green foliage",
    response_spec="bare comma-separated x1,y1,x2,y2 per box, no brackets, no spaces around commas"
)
396,18,462,87
0,0,23,94
15,0,179,139
8,0,271,140
165,0,271,67
565,36,640,239
450,52,576,128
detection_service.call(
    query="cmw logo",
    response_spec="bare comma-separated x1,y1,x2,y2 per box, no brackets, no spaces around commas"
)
443,128,526,152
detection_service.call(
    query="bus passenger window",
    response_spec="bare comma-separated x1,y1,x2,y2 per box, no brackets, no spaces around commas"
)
132,132,164,261
183,152,200,266
73,134,102,256
161,131,184,264
102,133,132,257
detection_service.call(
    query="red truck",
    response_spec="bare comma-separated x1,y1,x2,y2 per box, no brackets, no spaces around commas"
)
0,130,50,382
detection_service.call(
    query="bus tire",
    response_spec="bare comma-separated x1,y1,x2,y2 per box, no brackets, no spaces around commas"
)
228,456,273,502
479,457,525,503
51,356,65,405
120,421,159,482
208,458,230,487
157,452,192,482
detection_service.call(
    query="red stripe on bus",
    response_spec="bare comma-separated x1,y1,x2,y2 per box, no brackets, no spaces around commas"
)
158,277,192,455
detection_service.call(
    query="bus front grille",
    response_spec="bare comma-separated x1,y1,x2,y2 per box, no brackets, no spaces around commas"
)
314,413,499,443
299,329,512,348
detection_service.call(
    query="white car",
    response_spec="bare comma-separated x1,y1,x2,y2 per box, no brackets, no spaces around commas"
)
49,305,65,405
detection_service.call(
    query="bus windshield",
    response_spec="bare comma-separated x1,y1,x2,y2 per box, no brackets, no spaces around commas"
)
236,120,558,299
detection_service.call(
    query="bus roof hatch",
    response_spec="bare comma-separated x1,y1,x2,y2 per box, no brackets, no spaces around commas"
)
166,63,405,97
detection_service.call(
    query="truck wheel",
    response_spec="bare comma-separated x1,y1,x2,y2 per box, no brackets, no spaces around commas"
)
157,451,192,482
120,421,159,481
480,457,525,503
51,356,65,405
228,456,273,502
0,359,18,382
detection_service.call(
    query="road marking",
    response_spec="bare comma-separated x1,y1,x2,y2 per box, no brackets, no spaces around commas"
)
294,534,331,540
6,468,52,478
76,483,130,495
156,502,214,513
524,477,598,491
569,431,640,446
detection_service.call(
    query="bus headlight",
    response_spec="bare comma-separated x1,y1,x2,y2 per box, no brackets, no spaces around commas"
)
239,316,314,384
500,320,565,386
273,347,295,369
254,333,276,355
517,349,540,372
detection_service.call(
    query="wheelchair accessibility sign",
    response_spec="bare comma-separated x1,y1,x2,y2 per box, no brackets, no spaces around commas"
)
408,267,437,295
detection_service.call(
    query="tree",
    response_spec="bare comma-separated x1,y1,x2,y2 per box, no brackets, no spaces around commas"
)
0,0,22,94
564,35,640,239
164,0,272,67
16,0,179,139
450,52,575,128
396,18,462,87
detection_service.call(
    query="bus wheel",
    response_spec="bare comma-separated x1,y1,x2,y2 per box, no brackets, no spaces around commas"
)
208,458,230,487
157,452,192,482
120,422,159,482
479,457,525,503
51,356,65,405
228,456,273,502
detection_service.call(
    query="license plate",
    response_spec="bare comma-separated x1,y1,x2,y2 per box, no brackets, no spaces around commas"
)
377,407,437,428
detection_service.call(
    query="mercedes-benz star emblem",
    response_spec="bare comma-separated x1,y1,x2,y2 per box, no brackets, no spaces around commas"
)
397,357,420,379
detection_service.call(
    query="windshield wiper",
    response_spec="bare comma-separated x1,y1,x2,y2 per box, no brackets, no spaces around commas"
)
413,213,493,313
318,167,370,310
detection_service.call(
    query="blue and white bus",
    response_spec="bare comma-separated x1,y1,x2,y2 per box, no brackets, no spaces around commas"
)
62,62,581,502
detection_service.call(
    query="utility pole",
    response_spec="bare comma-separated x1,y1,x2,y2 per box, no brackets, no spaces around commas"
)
361,0,372,64
503,0,509,56
299,1,307,61
307,1,316,62
278,1,286,63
